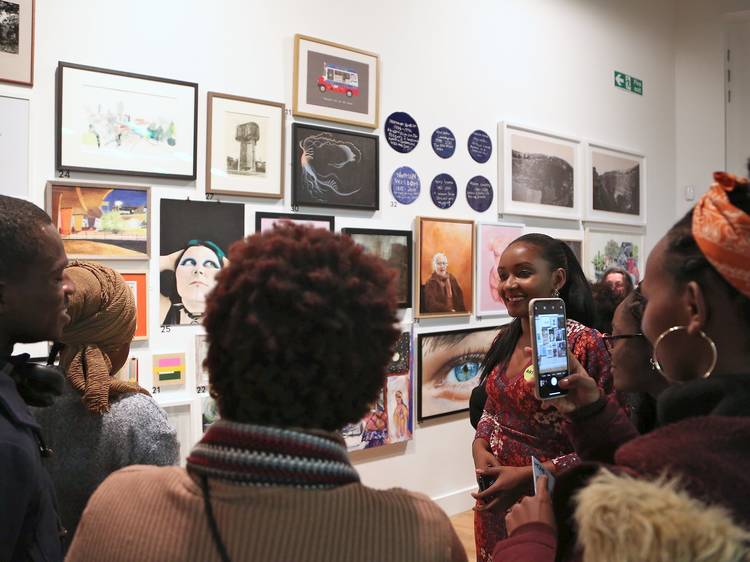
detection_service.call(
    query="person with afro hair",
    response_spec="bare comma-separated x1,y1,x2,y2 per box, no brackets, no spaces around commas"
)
67,222,467,562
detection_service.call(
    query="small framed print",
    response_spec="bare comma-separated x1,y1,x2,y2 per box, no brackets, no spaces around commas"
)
255,211,334,233
415,217,474,319
583,224,644,284
152,353,186,387
206,92,285,199
56,62,198,180
119,272,148,341
0,0,34,86
291,123,379,211
475,222,524,317
342,228,413,308
195,334,209,388
498,122,582,220
46,180,150,260
293,34,379,129
585,142,646,226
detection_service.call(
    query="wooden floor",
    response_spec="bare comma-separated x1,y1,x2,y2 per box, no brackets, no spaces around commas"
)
450,509,476,561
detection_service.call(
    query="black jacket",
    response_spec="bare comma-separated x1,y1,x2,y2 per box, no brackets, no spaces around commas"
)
0,361,63,561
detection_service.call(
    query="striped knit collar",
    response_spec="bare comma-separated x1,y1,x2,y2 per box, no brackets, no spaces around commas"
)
186,420,360,489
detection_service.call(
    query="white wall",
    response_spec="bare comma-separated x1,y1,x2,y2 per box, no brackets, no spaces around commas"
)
1,0,681,515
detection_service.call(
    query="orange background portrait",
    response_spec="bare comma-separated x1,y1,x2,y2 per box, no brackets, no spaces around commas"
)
419,218,474,309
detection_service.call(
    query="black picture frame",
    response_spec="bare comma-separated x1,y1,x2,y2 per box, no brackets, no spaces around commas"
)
342,227,412,309
254,211,335,233
291,123,379,211
55,61,199,180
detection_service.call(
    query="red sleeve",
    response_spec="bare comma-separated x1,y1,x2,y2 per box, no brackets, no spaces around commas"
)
475,368,500,443
564,395,639,463
570,326,613,396
492,522,557,562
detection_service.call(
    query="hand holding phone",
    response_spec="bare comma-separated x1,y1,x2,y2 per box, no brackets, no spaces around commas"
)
477,474,496,492
529,298,570,400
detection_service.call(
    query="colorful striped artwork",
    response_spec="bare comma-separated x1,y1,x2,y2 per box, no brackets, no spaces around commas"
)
152,353,186,386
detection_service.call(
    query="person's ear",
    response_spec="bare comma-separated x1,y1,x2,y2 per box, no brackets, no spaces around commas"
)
552,268,567,292
684,281,708,335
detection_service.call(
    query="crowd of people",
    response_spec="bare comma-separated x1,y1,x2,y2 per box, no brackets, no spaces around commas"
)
0,168,748,561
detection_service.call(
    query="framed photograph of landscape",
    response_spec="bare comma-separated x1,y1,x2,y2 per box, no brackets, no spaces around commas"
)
56,62,198,180
206,92,285,199
254,211,334,233
291,123,379,211
342,228,412,308
498,122,582,220
584,225,644,284
46,181,150,260
475,222,524,317
119,272,148,341
415,217,474,319
417,325,501,421
585,142,646,225
293,34,379,129
0,0,34,86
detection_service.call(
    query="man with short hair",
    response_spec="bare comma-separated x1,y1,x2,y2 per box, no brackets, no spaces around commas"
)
0,194,75,561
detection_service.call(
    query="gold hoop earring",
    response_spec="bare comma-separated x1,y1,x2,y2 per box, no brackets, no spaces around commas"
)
652,326,718,379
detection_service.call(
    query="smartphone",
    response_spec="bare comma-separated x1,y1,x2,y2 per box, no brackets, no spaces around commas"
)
531,456,556,495
529,297,570,400
477,474,496,492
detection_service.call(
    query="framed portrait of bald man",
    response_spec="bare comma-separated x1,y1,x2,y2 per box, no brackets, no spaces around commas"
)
415,217,474,319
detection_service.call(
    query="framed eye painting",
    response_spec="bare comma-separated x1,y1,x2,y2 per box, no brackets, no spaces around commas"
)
585,142,646,226
293,34,380,129
417,325,502,421
342,228,412,308
254,211,335,233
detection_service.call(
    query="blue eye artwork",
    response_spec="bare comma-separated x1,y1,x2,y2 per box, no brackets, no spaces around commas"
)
449,360,481,383
434,352,484,387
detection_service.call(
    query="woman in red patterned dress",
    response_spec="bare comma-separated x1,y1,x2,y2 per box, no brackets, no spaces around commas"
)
471,234,612,561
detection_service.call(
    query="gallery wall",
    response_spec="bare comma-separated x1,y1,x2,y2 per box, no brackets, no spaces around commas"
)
0,0,688,514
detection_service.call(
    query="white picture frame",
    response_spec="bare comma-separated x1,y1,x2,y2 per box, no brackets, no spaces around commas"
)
583,224,645,284
475,221,524,318
585,142,646,226
498,122,582,220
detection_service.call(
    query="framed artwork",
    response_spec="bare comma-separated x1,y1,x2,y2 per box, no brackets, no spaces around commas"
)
342,228,412,308
114,356,139,384
119,272,148,341
584,225,644,284
293,34,380,129
56,62,198,180
0,95,29,198
206,92,285,199
417,325,502,421
46,181,150,260
475,222,524,317
586,142,646,225
255,211,334,233
498,122,582,219
201,395,218,433
523,225,585,267
0,0,34,86
415,217,474,319
160,199,245,326
152,353,186,387
291,123,379,211
343,331,412,451
195,334,209,388
162,403,192,466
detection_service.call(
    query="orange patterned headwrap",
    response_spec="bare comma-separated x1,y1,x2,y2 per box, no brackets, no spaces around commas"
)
692,172,750,299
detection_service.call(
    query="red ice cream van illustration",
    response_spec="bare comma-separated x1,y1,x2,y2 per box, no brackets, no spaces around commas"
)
317,63,360,97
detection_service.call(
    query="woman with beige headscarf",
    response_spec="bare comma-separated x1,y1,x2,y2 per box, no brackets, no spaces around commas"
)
33,261,178,548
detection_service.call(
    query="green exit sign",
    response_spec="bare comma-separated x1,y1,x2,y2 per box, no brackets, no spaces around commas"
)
614,71,643,95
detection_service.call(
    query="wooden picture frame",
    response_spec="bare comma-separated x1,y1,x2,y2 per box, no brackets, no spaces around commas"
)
206,92,285,199
254,211,335,233
0,0,34,86
293,34,380,129
119,272,149,341
56,62,198,180
46,180,150,260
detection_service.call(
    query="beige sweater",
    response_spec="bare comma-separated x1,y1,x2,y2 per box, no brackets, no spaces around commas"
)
66,465,467,562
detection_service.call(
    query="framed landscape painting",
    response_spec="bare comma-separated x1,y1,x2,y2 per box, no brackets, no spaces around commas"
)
206,92,285,199
586,142,646,225
56,62,198,179
291,123,379,211
343,228,412,308
584,225,644,284
475,222,524,317
0,0,34,86
293,34,379,129
46,181,150,259
498,122,582,220
254,211,334,233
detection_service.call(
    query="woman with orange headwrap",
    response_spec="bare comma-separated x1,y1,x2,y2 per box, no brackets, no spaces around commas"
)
492,173,750,562
33,262,178,548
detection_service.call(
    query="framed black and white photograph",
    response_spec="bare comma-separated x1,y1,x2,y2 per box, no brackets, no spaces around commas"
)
342,228,412,308
56,62,198,180
0,94,29,198
0,0,34,86
498,122,582,219
292,123,379,211
206,92,285,199
585,142,646,225
254,211,335,233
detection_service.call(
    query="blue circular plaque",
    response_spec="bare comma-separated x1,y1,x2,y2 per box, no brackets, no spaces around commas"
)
431,127,456,159
468,129,492,163
466,175,494,212
385,112,419,153
390,167,421,205
430,173,458,209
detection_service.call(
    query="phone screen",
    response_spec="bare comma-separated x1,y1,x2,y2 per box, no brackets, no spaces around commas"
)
530,298,569,399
